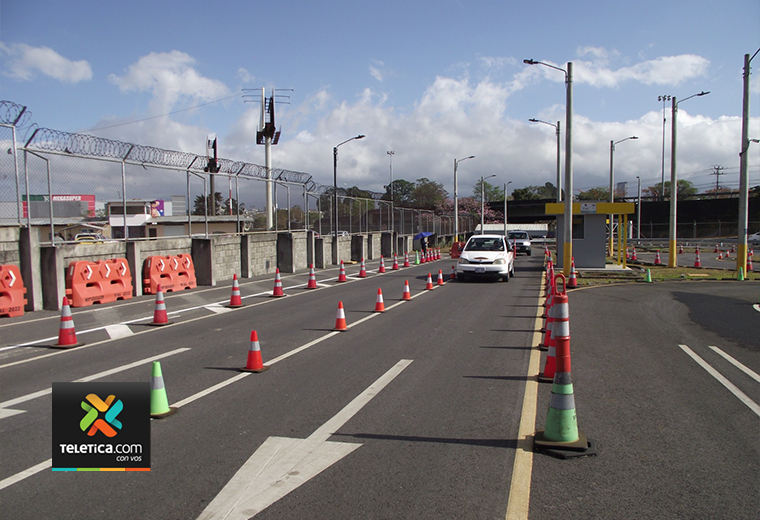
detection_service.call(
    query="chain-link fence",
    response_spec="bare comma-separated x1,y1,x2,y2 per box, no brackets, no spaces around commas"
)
634,221,760,240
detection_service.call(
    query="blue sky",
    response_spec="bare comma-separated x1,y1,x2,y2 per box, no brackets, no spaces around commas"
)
1,0,759,208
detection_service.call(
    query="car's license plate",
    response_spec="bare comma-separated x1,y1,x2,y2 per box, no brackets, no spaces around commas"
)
475,267,485,273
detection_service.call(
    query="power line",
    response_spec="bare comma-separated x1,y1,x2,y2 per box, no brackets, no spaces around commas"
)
85,92,242,132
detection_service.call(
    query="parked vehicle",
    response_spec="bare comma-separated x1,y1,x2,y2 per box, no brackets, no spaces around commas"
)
456,234,515,282
508,230,532,255
74,233,111,244
748,232,760,245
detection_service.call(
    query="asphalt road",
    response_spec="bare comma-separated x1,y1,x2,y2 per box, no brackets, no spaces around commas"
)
1,254,543,519
529,281,759,520
2,254,758,519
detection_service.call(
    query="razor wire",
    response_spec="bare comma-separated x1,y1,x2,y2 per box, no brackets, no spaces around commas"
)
0,100,32,128
21,126,312,185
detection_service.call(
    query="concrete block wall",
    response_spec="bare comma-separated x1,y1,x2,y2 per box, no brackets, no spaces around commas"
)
242,233,278,277
0,227,20,266
292,231,308,271
211,236,242,283
337,237,351,264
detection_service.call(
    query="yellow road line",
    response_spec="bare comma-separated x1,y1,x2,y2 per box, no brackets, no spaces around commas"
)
504,275,543,520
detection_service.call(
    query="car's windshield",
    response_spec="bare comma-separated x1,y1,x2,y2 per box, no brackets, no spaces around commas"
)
509,232,528,239
465,238,504,252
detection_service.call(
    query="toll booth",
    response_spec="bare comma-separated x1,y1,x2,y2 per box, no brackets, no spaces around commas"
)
546,201,635,269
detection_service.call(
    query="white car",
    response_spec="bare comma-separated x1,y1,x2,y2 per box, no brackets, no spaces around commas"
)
748,232,760,245
508,230,532,256
456,234,515,282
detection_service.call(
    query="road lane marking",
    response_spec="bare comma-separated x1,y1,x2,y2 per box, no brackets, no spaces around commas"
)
753,303,760,313
0,348,191,419
104,324,134,339
0,260,439,354
0,459,52,491
504,275,544,520
679,345,760,417
197,359,413,520
709,346,760,384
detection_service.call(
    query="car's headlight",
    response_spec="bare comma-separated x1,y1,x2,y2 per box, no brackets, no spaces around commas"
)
458,257,469,264
493,258,506,265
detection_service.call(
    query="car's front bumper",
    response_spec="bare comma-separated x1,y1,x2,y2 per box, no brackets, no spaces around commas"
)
457,264,510,276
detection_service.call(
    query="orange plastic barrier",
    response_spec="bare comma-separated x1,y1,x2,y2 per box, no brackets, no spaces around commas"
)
450,241,465,259
0,264,27,317
142,254,197,294
65,258,133,307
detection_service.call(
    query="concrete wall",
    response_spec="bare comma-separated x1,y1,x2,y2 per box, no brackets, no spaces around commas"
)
0,227,20,266
242,233,277,278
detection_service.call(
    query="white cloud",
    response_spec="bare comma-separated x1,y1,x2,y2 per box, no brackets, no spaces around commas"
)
0,43,92,83
577,54,710,88
108,51,230,114
237,67,256,84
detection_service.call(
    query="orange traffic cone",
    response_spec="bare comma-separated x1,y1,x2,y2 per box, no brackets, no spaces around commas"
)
534,274,596,458
437,248,441,260
654,250,662,265
403,251,410,267
726,249,731,258
374,288,386,312
337,261,347,282
748,256,754,272
420,251,426,264
392,254,399,270
714,244,719,253
538,336,556,383
378,257,386,273
228,274,243,307
437,269,444,286
306,264,318,289
148,285,172,326
718,251,724,260
333,301,348,331
241,330,269,373
679,244,684,254
539,292,554,351
52,297,82,348
402,280,412,300
567,259,578,288
694,250,702,268
450,265,456,280
358,258,367,278
425,273,434,290
631,247,637,261
271,268,286,297
749,248,754,258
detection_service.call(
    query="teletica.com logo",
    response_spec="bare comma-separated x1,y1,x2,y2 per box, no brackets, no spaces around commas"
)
80,394,123,437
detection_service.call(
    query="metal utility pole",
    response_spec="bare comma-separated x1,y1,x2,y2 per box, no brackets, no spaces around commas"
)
737,50,759,276
711,165,726,192
387,150,395,234
205,134,218,216
454,155,475,241
658,95,672,202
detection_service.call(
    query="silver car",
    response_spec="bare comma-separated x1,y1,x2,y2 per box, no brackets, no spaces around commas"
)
508,231,532,256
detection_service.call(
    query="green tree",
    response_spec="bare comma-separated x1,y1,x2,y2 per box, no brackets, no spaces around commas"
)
577,187,610,200
382,179,416,206
510,182,557,201
643,180,697,199
412,178,448,209
193,192,225,215
473,179,503,203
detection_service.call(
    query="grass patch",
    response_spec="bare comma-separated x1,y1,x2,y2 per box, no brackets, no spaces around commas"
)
574,264,759,287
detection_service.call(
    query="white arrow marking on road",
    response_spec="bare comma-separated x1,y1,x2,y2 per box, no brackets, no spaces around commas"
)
8,269,16,287
197,359,413,520
85,265,92,280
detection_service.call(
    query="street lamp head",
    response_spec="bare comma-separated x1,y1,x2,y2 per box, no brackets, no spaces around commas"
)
356,134,365,140
528,118,538,122
697,91,710,96
523,59,536,65
630,136,639,140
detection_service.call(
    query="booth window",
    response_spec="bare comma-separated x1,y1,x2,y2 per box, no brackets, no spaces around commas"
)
572,215,584,239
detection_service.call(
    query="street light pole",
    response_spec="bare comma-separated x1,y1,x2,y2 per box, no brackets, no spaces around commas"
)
528,118,562,202
454,155,475,242
525,59,573,274
737,50,759,276
333,134,365,263
480,174,496,234
668,91,709,267
658,95,671,202
387,150,395,235
636,176,641,240
504,181,512,236
609,136,638,255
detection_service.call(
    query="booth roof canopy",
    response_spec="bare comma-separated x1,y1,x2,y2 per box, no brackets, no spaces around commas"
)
544,201,635,215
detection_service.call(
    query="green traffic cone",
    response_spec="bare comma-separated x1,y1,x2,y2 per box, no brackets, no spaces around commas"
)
737,267,744,281
414,251,420,265
150,361,177,418
645,269,652,283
